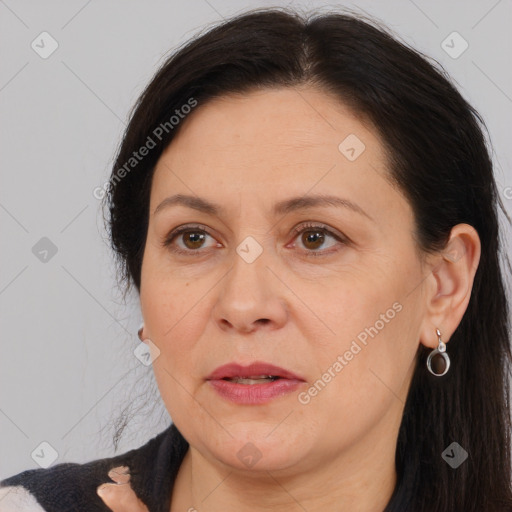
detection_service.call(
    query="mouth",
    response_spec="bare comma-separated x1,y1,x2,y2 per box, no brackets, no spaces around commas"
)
206,362,306,405
221,375,281,384
206,361,305,382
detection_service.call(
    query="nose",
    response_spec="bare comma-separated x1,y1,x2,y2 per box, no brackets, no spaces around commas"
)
212,245,288,334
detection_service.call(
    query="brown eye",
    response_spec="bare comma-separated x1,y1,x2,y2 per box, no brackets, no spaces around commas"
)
163,224,219,256
290,222,347,258
163,222,346,258
181,230,206,250
301,229,326,250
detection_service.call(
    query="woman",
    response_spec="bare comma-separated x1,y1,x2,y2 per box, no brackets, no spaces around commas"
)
1,7,511,512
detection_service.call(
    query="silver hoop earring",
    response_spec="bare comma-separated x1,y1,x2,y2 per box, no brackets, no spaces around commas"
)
137,323,144,342
426,328,450,376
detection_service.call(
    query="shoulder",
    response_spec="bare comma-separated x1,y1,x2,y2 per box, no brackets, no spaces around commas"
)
0,460,116,511
0,424,188,512
0,485,45,511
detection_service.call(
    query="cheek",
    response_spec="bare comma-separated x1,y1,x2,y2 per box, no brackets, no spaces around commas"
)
300,268,419,417
294,315,414,454
140,263,219,400
140,256,211,346
143,290,209,380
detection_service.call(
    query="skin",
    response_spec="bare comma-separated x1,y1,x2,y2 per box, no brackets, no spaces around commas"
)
106,86,481,512
97,466,148,511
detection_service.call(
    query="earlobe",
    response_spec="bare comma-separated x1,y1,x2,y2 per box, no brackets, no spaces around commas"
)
137,322,149,344
419,223,481,349
138,323,147,343
136,324,161,364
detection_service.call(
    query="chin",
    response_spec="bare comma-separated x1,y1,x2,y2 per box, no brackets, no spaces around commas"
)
211,432,306,473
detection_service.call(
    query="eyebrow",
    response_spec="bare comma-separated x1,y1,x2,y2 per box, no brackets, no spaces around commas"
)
153,193,373,221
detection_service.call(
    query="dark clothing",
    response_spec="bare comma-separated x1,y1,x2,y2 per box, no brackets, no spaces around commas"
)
0,423,189,512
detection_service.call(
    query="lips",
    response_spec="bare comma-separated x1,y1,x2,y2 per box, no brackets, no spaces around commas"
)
206,362,305,382
206,362,306,405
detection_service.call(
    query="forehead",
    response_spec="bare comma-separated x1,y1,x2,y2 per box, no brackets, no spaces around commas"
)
149,86,408,229
154,87,388,180
163,86,381,155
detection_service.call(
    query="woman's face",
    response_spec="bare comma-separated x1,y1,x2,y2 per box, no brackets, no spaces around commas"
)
140,86,429,475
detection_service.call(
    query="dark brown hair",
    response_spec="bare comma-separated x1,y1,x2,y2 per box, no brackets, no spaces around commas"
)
102,7,512,511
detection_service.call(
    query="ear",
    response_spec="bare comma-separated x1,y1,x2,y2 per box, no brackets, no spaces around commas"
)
138,323,148,345
419,223,481,349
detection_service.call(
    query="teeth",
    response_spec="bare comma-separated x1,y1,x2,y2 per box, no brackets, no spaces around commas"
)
225,375,280,384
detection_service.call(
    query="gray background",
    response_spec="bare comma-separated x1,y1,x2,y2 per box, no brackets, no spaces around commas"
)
1,0,511,478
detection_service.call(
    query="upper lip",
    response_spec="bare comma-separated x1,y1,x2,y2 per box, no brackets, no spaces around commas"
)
206,361,305,381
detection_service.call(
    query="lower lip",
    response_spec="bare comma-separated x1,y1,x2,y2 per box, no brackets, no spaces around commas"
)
207,378,304,405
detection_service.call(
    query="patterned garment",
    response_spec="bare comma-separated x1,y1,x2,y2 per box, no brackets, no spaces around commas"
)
0,424,189,512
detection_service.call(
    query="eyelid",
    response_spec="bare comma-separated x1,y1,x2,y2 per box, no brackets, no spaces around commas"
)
162,223,219,252
289,221,348,244
162,222,349,256
287,222,348,256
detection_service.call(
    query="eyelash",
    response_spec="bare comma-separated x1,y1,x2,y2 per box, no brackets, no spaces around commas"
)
162,222,347,258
